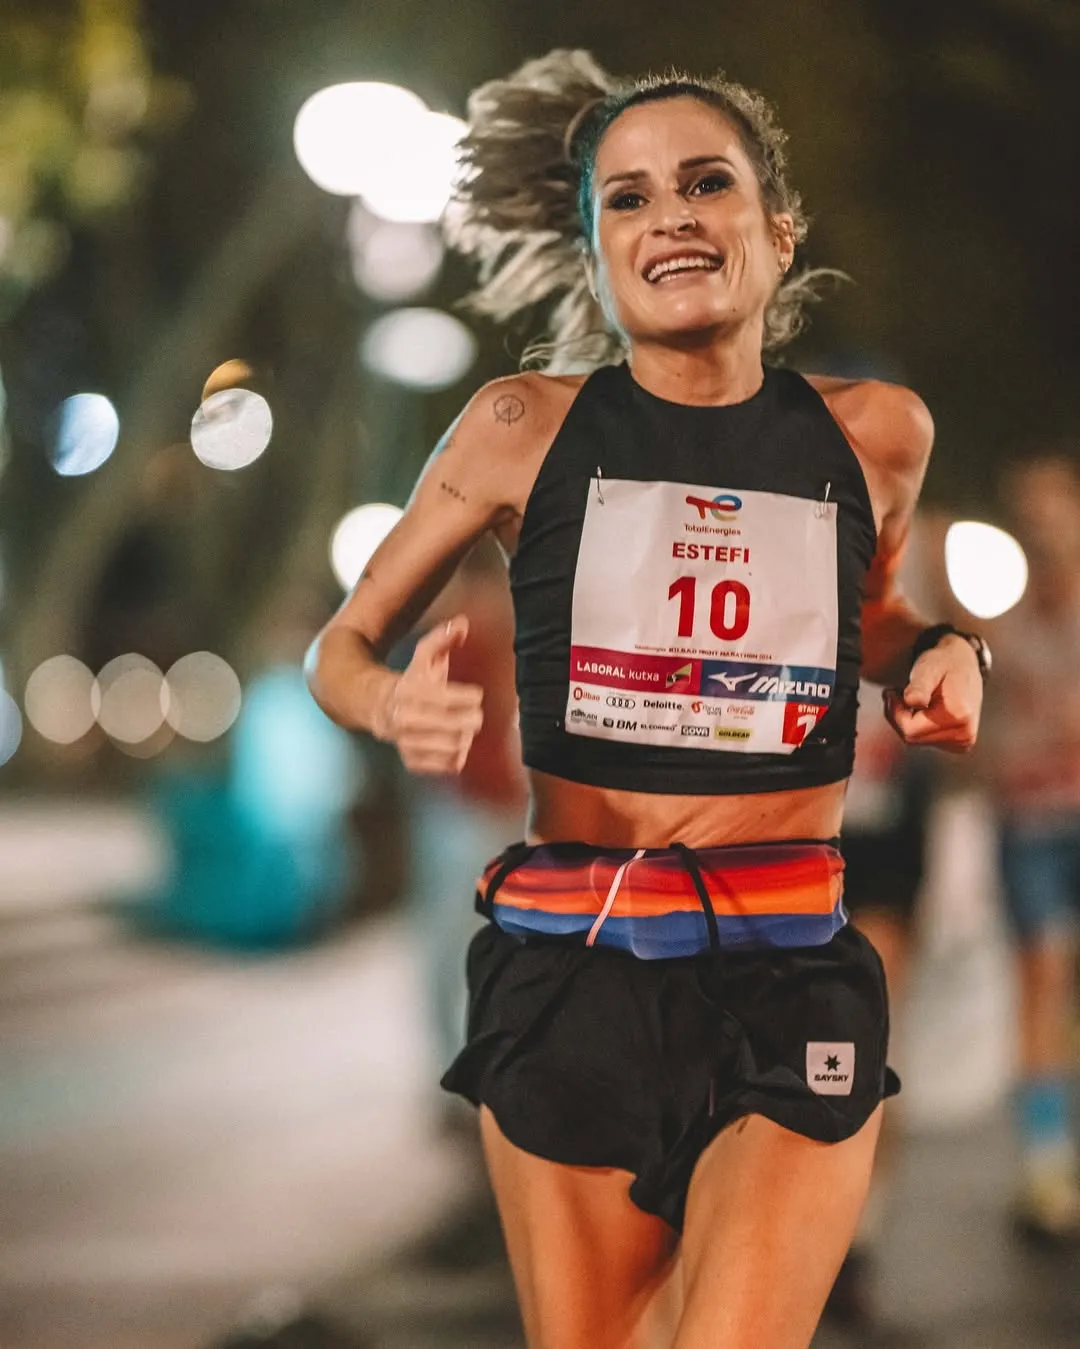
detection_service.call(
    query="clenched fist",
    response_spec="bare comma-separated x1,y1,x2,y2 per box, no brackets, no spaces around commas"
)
883,633,982,753
373,616,484,774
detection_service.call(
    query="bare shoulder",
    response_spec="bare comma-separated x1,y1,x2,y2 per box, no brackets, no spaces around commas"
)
455,369,586,458
424,370,588,539
804,374,934,475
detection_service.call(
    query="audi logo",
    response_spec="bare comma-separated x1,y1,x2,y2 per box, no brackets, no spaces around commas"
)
605,695,636,710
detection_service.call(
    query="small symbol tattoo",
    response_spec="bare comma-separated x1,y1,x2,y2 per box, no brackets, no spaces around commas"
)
439,480,467,503
493,394,525,426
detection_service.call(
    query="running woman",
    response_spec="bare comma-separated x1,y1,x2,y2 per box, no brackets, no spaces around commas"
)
307,51,986,1349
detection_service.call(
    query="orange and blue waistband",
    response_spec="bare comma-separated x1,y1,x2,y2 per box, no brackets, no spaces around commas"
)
477,839,847,959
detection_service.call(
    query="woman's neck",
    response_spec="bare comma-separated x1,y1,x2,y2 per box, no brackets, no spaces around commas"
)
627,331,765,407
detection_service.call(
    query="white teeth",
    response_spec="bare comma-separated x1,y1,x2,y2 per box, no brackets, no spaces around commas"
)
646,255,721,283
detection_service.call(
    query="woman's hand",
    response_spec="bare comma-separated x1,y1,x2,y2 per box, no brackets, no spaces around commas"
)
883,634,982,753
374,616,484,774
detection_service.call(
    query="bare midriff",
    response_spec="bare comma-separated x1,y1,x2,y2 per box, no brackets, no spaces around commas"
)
526,771,848,850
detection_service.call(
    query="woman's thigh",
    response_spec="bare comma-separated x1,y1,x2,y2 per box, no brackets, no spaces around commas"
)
673,1107,883,1349
480,1106,681,1349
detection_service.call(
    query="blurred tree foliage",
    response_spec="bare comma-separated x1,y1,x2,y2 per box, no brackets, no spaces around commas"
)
0,0,185,317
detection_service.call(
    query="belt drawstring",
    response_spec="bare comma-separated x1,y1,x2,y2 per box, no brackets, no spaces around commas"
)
585,849,645,947
672,842,721,952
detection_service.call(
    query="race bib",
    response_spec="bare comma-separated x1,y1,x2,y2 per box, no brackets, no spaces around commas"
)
565,479,838,755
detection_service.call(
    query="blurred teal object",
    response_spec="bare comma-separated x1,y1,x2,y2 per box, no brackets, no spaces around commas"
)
145,664,360,949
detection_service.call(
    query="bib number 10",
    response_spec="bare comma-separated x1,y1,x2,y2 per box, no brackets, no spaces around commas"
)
668,576,751,642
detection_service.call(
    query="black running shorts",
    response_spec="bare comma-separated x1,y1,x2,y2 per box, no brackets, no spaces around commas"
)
442,921,898,1231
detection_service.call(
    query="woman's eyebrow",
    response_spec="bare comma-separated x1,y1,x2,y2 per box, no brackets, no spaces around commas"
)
600,155,737,190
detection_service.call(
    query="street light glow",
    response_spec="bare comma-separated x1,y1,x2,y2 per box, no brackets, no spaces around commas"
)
95,654,167,744
24,656,97,744
293,82,428,197
360,110,466,223
945,521,1029,619
51,394,120,476
348,209,444,302
330,503,403,591
293,83,464,222
190,388,273,470
164,652,242,741
360,308,476,391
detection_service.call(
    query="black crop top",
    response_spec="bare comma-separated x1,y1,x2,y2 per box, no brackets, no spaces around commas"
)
510,363,878,794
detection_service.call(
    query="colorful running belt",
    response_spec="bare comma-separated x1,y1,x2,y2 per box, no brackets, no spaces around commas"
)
479,840,846,958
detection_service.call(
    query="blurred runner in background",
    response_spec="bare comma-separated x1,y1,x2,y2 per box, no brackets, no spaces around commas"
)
984,454,1080,1244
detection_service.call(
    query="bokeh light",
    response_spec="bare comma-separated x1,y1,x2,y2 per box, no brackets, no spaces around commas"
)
0,689,22,766
330,503,402,591
360,308,476,391
24,655,97,744
95,654,167,745
945,521,1029,619
164,652,242,741
293,82,428,197
360,110,466,223
50,393,120,476
113,720,176,760
190,388,273,470
347,208,444,302
201,358,257,402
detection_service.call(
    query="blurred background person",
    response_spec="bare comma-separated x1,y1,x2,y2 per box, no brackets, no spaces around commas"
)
984,453,1080,1244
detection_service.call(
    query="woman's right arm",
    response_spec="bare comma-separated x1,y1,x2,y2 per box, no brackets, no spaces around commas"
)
304,377,532,773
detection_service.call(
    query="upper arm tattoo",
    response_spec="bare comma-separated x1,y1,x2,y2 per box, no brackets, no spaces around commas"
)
493,393,525,427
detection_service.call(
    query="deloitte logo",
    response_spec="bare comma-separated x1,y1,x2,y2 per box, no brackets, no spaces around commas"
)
685,492,742,522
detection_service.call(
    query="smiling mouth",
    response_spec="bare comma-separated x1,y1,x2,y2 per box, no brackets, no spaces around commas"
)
645,254,724,284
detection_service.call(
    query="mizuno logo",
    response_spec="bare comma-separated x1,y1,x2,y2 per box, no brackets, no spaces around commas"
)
708,671,757,692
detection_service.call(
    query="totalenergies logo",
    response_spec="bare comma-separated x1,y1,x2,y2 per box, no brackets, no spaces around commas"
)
686,492,742,522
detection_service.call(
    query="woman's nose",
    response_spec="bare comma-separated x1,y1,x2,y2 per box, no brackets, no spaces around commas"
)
652,198,698,235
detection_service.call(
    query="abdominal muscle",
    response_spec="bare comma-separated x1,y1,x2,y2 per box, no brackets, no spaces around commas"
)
526,770,848,850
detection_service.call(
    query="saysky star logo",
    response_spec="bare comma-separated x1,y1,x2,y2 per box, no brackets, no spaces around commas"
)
806,1042,855,1096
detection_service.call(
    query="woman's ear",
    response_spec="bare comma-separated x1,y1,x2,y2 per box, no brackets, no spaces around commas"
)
772,213,796,273
584,253,600,303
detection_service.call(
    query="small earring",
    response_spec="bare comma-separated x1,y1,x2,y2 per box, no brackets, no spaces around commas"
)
779,255,792,275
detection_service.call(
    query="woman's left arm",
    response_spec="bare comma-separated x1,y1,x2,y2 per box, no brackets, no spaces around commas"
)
832,379,984,753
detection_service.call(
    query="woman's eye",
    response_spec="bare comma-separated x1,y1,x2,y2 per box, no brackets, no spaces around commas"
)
690,173,733,196
607,191,645,211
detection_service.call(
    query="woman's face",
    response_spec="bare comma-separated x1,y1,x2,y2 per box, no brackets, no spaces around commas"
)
589,97,792,349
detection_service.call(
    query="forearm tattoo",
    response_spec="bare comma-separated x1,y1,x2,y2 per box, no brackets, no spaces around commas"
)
439,480,467,503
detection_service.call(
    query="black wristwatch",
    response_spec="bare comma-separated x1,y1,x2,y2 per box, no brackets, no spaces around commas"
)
910,623,991,680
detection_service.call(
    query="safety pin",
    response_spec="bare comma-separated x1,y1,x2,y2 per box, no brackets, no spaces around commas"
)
596,465,605,505
816,480,832,518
